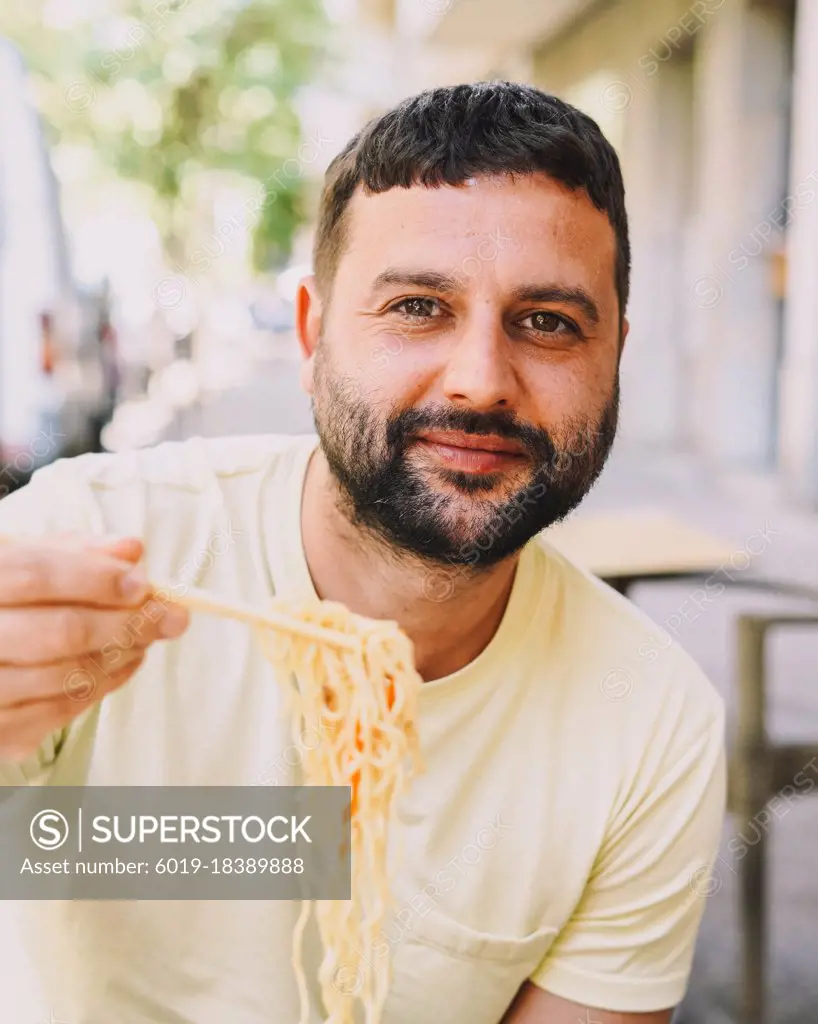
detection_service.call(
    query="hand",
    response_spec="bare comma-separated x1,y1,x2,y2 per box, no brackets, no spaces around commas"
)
0,536,189,761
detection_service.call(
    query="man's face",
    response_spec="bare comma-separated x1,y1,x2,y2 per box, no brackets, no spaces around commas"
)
301,173,626,569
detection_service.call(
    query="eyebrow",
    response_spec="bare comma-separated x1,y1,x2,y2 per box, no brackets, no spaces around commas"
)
368,270,601,326
368,269,463,296
513,286,600,326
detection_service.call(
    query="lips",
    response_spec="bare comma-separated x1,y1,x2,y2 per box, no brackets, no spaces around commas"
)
414,430,526,456
412,431,527,474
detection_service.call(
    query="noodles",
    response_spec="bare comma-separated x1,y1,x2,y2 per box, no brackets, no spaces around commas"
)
176,586,425,1024
0,536,424,1022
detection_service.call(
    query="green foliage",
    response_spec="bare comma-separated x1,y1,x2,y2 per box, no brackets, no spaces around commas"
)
0,0,327,270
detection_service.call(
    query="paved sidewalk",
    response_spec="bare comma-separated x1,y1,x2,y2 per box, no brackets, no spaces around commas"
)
583,442,818,1024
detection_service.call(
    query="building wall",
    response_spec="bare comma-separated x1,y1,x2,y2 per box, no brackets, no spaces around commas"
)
531,0,794,472
778,0,818,507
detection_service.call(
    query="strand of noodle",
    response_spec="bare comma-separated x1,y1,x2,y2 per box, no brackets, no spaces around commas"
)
291,898,314,1024
171,588,424,1024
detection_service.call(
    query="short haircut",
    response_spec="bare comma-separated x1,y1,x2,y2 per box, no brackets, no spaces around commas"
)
313,80,630,314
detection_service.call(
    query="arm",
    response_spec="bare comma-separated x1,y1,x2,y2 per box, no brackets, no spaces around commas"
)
507,669,726,1021
502,985,672,1023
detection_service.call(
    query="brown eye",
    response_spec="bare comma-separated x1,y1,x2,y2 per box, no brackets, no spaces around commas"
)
528,312,572,334
393,297,440,319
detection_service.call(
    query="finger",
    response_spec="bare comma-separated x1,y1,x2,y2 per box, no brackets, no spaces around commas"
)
0,657,142,762
0,645,147,706
0,542,151,608
85,537,144,563
1,533,144,562
57,646,147,706
0,600,189,665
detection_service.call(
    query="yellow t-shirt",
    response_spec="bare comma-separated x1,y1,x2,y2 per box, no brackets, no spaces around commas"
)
0,433,726,1023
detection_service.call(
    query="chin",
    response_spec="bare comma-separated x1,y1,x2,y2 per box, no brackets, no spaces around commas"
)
433,460,534,495
436,471,507,496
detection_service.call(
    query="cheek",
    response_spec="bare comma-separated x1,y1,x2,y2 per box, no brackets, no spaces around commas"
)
526,359,586,415
366,333,436,393
359,341,437,411
526,357,614,431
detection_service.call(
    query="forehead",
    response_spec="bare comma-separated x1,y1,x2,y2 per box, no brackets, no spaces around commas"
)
336,173,618,297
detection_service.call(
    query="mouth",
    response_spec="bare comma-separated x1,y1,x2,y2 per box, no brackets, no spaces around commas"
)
412,430,528,474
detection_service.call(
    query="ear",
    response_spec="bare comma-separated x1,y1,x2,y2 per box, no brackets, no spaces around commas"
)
295,274,322,396
618,316,630,359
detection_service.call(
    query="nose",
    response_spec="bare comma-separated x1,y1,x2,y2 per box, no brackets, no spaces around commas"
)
441,314,517,411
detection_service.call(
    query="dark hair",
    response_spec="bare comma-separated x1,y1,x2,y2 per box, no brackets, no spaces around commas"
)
313,80,630,314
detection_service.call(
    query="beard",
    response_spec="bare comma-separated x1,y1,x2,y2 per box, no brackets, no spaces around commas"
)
311,345,619,570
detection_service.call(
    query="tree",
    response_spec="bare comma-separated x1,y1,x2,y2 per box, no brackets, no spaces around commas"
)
0,0,327,272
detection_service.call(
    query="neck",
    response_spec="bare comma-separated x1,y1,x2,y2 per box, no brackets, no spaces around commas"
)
300,449,520,682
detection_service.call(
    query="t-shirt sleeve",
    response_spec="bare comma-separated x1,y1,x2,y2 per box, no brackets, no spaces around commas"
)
529,673,727,1013
0,459,98,784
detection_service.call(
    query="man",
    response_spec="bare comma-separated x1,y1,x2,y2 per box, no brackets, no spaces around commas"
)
0,82,725,1023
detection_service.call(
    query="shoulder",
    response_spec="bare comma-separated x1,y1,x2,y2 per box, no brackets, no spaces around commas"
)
532,533,724,744
530,536,726,849
59,433,317,492
0,433,318,536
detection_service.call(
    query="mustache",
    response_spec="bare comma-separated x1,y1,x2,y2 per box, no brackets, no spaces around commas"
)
385,406,554,459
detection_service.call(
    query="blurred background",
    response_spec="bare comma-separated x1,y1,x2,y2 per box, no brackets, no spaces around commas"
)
0,0,817,1021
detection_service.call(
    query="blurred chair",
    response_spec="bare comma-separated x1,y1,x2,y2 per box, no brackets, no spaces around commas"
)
731,612,818,1024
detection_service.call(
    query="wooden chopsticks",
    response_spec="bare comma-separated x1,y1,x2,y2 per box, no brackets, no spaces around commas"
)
0,534,360,651
169,584,360,651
